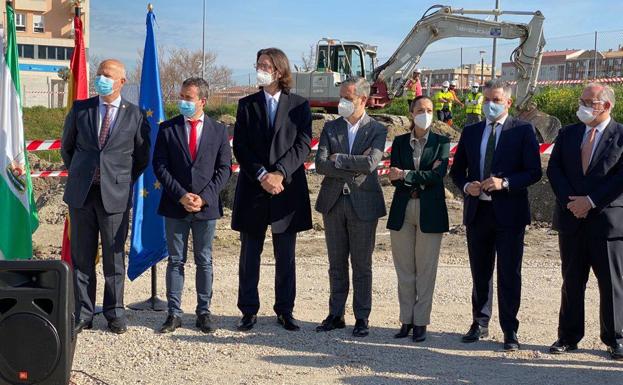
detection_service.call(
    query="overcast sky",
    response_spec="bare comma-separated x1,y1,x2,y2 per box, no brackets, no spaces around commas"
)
91,0,623,85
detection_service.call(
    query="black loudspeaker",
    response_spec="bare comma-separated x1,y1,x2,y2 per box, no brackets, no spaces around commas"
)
0,260,75,385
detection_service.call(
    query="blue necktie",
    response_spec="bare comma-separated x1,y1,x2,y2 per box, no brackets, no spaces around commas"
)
269,98,277,127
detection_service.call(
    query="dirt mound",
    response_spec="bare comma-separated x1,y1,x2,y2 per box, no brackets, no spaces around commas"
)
430,120,461,140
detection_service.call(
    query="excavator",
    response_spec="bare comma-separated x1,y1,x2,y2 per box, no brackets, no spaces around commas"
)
291,5,561,142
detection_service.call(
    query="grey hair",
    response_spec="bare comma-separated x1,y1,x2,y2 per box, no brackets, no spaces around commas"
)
483,79,512,98
341,77,370,98
182,77,210,99
586,82,616,109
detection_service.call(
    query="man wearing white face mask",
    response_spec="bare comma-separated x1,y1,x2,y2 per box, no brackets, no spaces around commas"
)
547,83,623,360
315,77,387,337
61,59,151,334
450,79,542,351
386,96,450,342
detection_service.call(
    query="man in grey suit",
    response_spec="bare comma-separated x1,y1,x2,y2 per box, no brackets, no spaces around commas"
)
61,59,150,334
315,77,387,337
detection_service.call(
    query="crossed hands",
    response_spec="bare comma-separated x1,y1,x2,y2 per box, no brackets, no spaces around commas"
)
261,171,284,196
179,193,205,213
388,160,442,181
329,147,372,162
465,177,504,196
567,196,592,219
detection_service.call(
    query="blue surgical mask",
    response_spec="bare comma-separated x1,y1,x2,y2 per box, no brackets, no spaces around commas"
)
94,75,115,96
483,101,506,121
178,100,196,118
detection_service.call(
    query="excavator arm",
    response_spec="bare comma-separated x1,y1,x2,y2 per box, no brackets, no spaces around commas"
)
372,5,560,142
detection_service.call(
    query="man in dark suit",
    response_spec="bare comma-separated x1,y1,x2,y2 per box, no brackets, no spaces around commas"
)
314,77,387,337
450,79,542,351
547,83,623,360
232,48,312,331
152,78,232,334
61,59,150,334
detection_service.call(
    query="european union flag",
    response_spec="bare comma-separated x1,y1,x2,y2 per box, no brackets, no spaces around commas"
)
128,9,167,280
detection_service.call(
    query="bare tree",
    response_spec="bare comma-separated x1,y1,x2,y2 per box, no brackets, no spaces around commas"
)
132,47,233,103
300,44,316,72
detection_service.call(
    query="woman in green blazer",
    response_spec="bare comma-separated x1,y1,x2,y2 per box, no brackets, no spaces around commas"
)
387,96,450,342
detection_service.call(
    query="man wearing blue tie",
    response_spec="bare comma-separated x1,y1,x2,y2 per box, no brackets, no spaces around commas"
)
232,48,313,332
450,79,542,351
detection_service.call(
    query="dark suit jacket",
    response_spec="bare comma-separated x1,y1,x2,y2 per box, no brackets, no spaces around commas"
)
152,115,232,220
314,114,387,221
387,132,450,233
61,96,151,214
450,115,542,227
547,119,623,238
231,90,313,234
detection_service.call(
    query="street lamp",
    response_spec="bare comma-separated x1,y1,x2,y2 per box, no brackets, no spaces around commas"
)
479,50,486,84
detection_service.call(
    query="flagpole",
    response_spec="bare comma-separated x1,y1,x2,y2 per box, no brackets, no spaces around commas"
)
127,3,167,312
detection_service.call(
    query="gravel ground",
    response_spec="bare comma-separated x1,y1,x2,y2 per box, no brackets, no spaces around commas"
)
29,175,623,385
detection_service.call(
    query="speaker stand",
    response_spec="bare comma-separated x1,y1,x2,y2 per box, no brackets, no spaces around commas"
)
127,265,167,311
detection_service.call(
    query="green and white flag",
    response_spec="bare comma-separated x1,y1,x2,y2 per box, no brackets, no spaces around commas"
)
0,3,39,260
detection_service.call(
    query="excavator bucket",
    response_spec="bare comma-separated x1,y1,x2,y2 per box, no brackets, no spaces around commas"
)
517,101,561,143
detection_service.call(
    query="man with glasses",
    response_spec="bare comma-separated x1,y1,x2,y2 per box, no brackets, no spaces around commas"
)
232,48,312,332
547,83,623,360
450,79,542,351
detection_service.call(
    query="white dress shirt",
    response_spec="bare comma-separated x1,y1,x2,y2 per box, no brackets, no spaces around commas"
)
334,113,367,171
184,113,205,148
97,96,121,137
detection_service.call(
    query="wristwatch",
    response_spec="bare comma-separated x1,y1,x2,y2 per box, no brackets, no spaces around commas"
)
502,178,509,190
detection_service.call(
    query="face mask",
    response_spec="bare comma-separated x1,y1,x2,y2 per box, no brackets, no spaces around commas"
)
412,112,433,130
471,88,479,93
338,98,355,118
256,70,274,87
576,105,601,125
442,87,448,92
483,101,506,121
94,75,114,96
178,100,197,118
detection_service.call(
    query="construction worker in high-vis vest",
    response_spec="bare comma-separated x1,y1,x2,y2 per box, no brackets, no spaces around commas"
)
465,82,483,126
432,81,454,124
405,68,423,107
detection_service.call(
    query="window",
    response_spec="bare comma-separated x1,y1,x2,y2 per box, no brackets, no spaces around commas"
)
364,52,374,81
17,44,34,59
37,46,73,61
15,13,26,32
33,14,44,33
350,48,363,78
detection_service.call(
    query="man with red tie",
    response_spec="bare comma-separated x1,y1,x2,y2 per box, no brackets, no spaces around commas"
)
153,77,232,334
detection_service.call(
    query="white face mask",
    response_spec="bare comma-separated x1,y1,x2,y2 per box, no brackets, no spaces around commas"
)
442,87,449,92
412,112,433,130
576,105,598,125
256,69,274,87
338,98,355,118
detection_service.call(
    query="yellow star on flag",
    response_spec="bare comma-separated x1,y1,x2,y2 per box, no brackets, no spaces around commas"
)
153,181,162,190
146,109,154,118
141,188,149,198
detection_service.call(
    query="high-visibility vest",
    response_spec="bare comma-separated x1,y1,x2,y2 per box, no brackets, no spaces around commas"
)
465,92,483,114
432,90,454,111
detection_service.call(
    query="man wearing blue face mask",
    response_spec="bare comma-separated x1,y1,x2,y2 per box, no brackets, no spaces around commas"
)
450,79,542,351
61,59,151,334
152,77,232,334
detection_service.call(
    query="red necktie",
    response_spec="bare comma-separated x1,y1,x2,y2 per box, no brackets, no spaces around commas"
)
188,119,199,161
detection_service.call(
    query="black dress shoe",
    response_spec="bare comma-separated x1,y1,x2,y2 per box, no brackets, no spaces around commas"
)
196,314,215,333
108,318,127,334
503,331,520,351
413,325,427,342
75,319,93,334
316,314,346,332
461,323,489,343
159,315,182,333
607,343,623,360
394,324,413,339
237,314,257,331
277,314,300,331
549,339,578,354
352,319,369,337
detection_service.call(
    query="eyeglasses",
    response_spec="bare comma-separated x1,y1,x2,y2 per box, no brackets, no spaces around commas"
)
254,63,274,71
578,99,606,108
